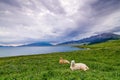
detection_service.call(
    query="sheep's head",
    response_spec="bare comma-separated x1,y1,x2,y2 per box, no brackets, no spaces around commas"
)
71,60,75,63
71,60,75,67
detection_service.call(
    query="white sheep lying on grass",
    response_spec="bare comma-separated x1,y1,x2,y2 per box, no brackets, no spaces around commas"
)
70,60,89,71
59,57,70,64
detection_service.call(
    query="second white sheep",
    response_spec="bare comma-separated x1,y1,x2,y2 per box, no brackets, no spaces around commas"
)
70,60,89,71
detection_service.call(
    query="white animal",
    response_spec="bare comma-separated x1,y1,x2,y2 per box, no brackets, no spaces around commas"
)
70,60,89,71
59,57,70,64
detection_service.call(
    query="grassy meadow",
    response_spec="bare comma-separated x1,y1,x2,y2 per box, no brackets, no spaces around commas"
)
0,40,120,80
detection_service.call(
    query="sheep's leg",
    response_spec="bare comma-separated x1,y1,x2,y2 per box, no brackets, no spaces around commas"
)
83,67,89,71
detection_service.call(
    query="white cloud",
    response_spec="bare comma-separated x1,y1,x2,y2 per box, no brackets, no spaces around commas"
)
0,0,120,45
60,0,80,16
90,10,120,33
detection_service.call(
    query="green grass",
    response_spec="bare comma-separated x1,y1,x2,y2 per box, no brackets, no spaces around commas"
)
0,40,120,80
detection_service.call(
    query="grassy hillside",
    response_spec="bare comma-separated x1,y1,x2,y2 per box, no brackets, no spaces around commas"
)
0,40,120,80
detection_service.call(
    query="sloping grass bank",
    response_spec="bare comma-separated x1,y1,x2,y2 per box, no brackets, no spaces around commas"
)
0,40,120,80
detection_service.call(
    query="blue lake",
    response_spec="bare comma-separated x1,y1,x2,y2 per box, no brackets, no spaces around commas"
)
0,46,81,57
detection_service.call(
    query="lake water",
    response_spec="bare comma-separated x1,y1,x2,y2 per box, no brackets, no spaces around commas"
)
0,46,81,57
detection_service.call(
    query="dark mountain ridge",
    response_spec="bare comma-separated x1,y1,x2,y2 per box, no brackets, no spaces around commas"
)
58,33,120,45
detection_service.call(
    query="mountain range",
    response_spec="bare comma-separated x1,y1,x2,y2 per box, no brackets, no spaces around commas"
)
57,33,120,45
0,33,120,47
20,42,52,47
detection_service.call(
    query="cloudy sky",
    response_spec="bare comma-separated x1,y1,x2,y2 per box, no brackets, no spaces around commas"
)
0,0,120,46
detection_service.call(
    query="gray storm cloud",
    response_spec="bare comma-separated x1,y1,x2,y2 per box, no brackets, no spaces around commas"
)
0,0,120,45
